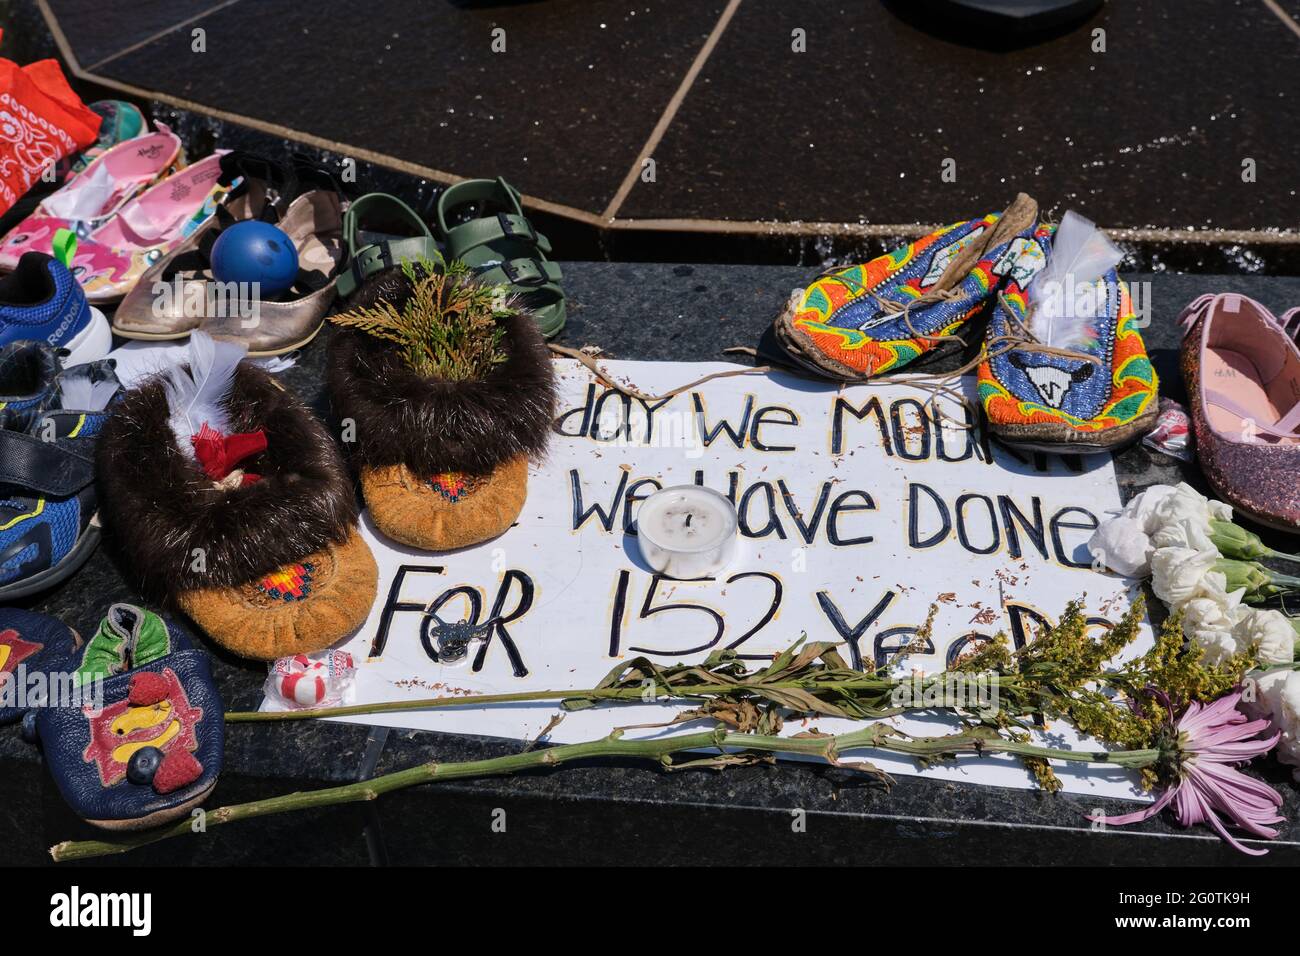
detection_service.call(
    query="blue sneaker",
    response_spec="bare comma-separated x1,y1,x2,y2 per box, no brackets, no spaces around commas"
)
0,358,120,600
0,252,112,366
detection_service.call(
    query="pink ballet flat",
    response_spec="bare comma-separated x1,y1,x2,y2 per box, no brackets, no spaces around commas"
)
1180,292,1300,531
67,152,233,303
0,123,182,270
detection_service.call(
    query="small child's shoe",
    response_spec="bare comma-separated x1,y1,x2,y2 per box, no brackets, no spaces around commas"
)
0,607,81,724
0,251,113,365
0,122,182,270
773,194,1040,380
978,220,1159,453
30,604,224,831
70,153,234,303
328,259,555,551
1180,293,1300,530
96,332,377,659
0,339,61,415
0,355,120,600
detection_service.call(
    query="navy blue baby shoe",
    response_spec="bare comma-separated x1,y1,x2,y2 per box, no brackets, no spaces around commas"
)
0,606,82,725
30,604,224,831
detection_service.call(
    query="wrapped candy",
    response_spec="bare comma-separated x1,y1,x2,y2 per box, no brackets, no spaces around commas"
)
1142,397,1194,462
265,650,356,709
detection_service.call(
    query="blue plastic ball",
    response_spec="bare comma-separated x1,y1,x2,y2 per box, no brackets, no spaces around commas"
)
210,220,299,295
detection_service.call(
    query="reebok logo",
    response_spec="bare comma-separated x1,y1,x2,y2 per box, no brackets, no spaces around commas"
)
49,886,151,936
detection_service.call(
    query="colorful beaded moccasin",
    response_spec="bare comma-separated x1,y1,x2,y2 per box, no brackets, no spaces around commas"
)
328,259,555,552
771,193,1040,380
96,332,377,660
1180,293,1300,531
978,223,1158,453
29,604,224,831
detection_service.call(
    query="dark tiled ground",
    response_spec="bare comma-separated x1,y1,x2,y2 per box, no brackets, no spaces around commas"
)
45,0,221,67
70,0,727,214
619,0,1300,230
36,0,1300,242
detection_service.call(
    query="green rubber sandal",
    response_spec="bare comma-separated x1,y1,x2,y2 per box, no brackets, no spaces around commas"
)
336,193,441,301
435,177,566,339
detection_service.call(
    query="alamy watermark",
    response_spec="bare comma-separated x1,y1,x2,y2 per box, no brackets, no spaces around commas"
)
152,276,263,328
0,666,104,715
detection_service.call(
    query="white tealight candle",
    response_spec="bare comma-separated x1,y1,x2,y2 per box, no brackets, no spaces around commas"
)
635,485,739,579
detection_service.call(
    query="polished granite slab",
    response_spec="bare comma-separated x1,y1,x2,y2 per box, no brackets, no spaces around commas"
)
3,262,1300,866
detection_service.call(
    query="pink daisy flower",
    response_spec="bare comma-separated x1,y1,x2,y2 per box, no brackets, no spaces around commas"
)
1088,690,1285,855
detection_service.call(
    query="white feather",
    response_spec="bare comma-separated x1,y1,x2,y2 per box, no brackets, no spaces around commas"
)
161,331,246,456
1027,210,1124,349
57,372,119,412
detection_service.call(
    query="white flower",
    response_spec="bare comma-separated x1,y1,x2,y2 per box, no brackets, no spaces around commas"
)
1150,546,1223,610
1233,609,1299,666
1244,669,1300,782
1087,515,1152,577
1119,484,1177,533
1149,483,1232,552
1182,597,1243,666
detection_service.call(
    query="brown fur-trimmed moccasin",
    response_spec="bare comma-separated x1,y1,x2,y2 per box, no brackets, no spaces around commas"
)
327,258,555,551
96,332,377,660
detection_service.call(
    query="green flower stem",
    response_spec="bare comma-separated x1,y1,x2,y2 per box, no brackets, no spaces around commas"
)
1267,570,1300,591
224,674,1029,724
48,724,1160,863
1209,520,1300,566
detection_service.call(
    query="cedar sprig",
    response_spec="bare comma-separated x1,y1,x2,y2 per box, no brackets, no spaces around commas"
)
330,256,512,380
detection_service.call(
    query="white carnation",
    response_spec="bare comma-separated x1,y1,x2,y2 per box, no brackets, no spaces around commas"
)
1119,484,1176,534
1087,515,1152,577
1182,597,1243,666
1244,669,1300,782
1233,608,1299,666
1150,546,1222,611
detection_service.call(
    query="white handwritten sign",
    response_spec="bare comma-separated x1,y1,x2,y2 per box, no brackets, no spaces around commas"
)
307,360,1152,801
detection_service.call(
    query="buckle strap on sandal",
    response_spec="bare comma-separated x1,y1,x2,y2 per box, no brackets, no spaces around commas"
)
337,235,439,299
477,257,562,289
337,193,438,299
0,429,95,497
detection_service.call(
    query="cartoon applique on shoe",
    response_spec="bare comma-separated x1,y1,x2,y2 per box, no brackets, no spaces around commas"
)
977,214,1159,453
96,332,377,660
29,604,224,830
328,256,555,551
771,194,1040,381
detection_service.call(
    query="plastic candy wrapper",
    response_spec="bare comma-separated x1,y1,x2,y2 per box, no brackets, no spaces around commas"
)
265,650,356,709
1142,397,1194,462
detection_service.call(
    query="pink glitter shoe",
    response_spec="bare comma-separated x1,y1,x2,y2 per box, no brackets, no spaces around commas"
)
1180,293,1300,531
